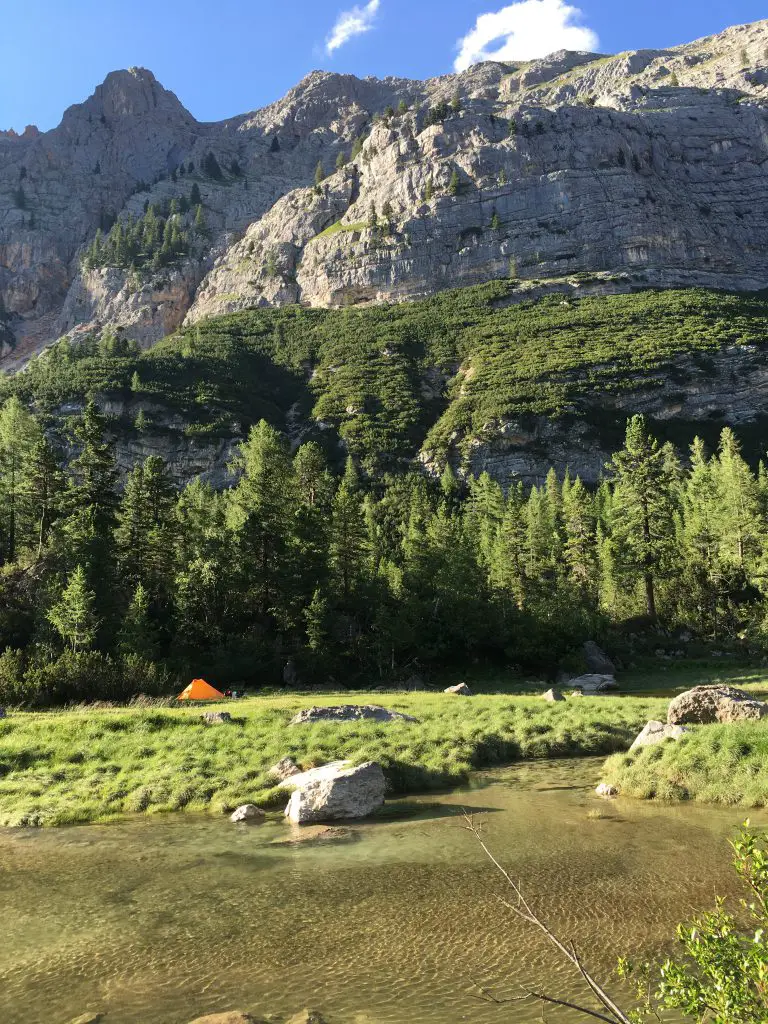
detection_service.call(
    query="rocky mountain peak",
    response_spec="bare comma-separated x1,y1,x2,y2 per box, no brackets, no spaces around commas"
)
63,66,194,127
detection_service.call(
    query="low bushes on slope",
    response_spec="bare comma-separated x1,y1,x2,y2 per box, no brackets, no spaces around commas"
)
4,283,768,469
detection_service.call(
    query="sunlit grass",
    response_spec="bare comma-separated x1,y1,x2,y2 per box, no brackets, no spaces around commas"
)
601,721,768,806
0,692,665,827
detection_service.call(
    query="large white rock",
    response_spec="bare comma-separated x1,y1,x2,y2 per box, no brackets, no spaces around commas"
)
667,685,768,725
282,761,385,824
629,720,689,751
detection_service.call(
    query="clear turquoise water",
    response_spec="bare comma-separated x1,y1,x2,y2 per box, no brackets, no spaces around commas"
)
1,757,763,1024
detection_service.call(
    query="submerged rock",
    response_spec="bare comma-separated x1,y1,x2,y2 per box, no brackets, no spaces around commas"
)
282,761,386,824
444,683,472,696
289,704,417,725
629,720,689,751
567,673,617,693
542,688,565,702
595,783,619,797
583,641,616,675
269,756,301,781
230,804,265,824
67,1015,104,1024
667,685,768,725
186,1014,259,1024
286,1011,328,1024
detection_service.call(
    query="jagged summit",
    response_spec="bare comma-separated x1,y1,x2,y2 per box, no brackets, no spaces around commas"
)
61,67,195,127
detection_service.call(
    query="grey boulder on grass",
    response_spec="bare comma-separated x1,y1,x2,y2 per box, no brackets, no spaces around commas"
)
444,683,472,696
583,641,616,675
289,704,417,725
542,688,565,702
667,685,768,725
566,673,617,693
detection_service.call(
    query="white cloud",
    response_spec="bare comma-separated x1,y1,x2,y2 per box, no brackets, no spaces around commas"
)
454,0,599,72
326,0,381,55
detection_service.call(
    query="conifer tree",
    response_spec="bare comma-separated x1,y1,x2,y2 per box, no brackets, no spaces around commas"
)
0,396,41,563
607,415,679,619
561,476,599,602
465,471,504,571
330,457,370,602
490,482,527,607
18,435,64,559
60,400,119,586
226,420,298,624
712,427,762,570
118,582,158,659
48,565,99,652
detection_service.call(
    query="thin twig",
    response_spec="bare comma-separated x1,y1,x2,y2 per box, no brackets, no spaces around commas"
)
462,812,632,1024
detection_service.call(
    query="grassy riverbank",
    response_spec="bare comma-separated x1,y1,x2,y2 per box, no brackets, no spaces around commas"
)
601,721,768,806
0,691,666,827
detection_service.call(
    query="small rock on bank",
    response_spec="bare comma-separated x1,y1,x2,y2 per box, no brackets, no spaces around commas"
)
269,756,301,780
667,685,768,725
230,804,265,823
542,688,565,702
289,704,417,725
595,783,618,797
444,683,472,696
629,720,689,751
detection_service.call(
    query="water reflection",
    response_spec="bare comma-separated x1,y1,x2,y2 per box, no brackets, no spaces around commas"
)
1,757,763,1024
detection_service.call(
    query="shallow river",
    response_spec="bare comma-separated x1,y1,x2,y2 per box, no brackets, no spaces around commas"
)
1,758,764,1024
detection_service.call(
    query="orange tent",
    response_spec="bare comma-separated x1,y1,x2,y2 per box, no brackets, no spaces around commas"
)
177,678,225,701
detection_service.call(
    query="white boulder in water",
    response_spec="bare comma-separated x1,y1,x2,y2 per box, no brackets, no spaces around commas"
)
281,761,385,824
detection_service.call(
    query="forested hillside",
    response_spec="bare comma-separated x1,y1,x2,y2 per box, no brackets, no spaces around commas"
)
1,381,768,704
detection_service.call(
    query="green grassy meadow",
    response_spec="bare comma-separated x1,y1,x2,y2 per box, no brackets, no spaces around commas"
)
2,662,767,827
0,690,665,827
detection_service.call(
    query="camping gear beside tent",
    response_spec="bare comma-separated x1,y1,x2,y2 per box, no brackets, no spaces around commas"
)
177,679,225,701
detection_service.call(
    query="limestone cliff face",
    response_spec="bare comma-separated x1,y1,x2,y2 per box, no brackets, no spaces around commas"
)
1,20,768,361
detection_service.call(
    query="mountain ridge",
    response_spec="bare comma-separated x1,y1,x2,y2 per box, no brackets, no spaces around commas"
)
1,17,767,369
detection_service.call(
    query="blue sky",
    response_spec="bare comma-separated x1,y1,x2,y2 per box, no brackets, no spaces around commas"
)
1,0,766,131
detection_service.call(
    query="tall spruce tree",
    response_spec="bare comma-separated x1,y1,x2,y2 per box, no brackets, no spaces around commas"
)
329,457,370,602
0,396,41,563
607,415,678,619
226,420,298,625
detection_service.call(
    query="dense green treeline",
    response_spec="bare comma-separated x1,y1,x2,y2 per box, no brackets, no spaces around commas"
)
2,391,768,706
3,284,768,472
